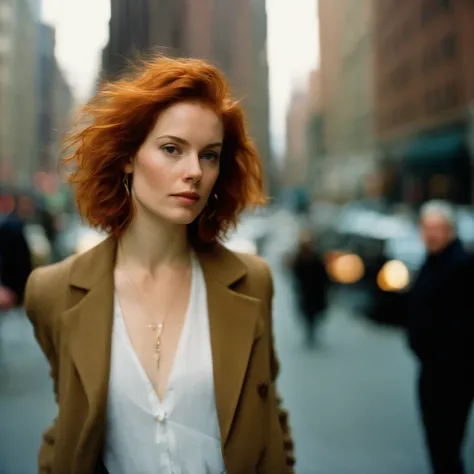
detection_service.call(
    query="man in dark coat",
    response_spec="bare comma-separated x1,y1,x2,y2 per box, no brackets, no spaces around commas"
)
0,207,32,309
289,229,329,347
405,200,474,474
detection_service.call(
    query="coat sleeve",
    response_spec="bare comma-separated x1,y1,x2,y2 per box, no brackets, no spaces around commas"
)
260,262,296,473
24,270,59,474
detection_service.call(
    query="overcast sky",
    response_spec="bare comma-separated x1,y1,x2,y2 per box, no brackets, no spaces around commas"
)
41,0,319,156
41,0,110,101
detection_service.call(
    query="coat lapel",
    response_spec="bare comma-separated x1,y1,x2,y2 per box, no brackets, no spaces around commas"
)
60,236,116,459
198,246,261,447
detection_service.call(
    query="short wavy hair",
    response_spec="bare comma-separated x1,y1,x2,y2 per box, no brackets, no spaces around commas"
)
63,56,267,246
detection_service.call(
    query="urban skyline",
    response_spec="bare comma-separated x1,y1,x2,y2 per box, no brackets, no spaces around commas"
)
40,0,319,157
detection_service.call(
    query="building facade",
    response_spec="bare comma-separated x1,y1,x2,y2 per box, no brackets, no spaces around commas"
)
101,0,153,79
101,0,272,193
51,60,74,170
285,89,310,188
318,0,376,201
0,0,14,182
306,69,326,196
0,0,72,187
38,24,56,172
375,0,474,204
0,0,39,186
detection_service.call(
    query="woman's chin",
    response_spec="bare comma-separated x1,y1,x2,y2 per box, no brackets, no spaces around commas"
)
163,208,200,225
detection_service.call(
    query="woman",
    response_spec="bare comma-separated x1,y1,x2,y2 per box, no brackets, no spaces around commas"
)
24,56,294,474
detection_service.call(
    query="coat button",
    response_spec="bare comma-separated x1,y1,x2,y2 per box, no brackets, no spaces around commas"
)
258,383,269,399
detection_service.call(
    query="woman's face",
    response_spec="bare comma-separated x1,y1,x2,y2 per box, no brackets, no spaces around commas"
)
126,101,223,226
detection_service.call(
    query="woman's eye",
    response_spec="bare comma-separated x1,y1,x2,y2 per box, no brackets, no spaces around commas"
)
162,145,179,155
201,151,219,161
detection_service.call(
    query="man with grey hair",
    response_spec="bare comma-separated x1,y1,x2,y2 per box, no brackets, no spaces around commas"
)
419,200,457,255
405,200,474,474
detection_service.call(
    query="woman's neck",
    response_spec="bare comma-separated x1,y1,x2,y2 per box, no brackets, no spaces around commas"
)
117,212,191,275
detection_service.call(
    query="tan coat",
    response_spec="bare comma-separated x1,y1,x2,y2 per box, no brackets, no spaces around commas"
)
25,237,295,474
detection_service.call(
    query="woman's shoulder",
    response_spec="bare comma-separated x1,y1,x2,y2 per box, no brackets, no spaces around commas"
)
233,250,272,280
25,254,79,318
207,242,271,279
29,254,78,291
212,244,273,299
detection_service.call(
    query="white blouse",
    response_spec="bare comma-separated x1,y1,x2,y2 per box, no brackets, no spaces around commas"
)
103,254,226,474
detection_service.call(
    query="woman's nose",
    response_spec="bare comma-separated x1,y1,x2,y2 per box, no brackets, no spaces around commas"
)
184,154,203,181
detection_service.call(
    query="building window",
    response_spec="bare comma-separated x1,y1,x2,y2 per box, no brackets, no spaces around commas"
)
425,90,436,114
402,19,415,40
421,3,433,23
439,0,452,11
390,60,414,91
441,34,457,60
444,82,460,107
422,34,457,71
421,0,452,24
422,49,435,71
425,81,461,114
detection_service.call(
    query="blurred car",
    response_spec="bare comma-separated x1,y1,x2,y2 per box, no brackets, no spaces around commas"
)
318,206,423,325
365,229,425,326
324,205,474,326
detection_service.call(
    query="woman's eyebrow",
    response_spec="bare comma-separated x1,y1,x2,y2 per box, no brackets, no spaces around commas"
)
157,135,223,149
157,134,188,145
204,142,223,149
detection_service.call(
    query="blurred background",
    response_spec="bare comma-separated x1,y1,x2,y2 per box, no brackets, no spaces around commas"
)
1,0,474,473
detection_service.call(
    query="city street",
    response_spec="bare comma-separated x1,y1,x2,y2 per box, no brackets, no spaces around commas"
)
1,212,474,474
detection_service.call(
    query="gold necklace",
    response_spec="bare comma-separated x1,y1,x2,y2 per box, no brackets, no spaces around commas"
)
120,257,192,370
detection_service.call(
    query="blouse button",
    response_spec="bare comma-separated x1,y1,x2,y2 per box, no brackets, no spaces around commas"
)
155,413,166,423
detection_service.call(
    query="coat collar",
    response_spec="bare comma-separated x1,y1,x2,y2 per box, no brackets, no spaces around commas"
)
68,236,248,290
63,236,261,467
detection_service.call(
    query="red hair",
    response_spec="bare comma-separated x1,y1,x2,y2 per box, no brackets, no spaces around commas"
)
63,56,267,245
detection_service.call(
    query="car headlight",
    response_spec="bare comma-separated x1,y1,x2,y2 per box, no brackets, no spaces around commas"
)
76,232,106,254
327,253,365,284
377,260,409,292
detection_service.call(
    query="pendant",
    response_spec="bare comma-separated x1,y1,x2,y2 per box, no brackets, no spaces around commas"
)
155,333,162,369
149,321,164,370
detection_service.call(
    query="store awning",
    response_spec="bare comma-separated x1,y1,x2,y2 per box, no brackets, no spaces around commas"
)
404,130,467,169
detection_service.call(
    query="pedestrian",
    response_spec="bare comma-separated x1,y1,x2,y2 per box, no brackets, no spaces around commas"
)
0,197,33,309
24,56,294,474
38,204,60,263
288,229,329,347
404,200,474,474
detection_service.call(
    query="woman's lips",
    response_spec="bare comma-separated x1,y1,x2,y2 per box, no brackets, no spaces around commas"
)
171,192,200,204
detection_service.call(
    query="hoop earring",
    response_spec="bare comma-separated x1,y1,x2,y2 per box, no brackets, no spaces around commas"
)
123,174,131,197
208,193,218,219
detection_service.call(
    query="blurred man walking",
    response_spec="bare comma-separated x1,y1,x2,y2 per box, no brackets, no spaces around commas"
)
288,229,329,347
405,200,474,474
